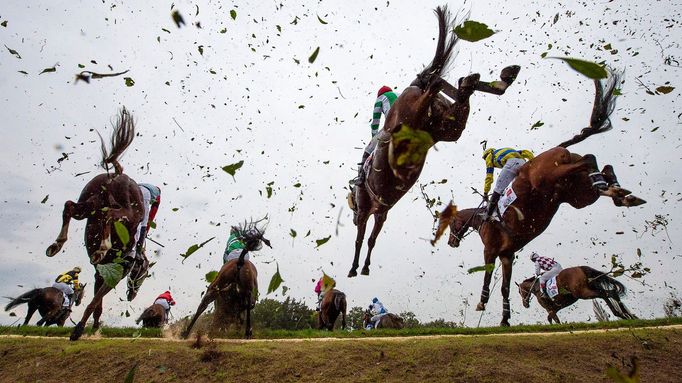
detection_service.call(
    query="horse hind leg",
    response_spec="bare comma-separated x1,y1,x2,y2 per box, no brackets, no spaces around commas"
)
46,201,80,256
601,165,646,207
361,212,388,276
348,211,370,277
23,304,38,326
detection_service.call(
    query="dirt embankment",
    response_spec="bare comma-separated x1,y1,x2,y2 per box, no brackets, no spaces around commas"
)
0,327,680,382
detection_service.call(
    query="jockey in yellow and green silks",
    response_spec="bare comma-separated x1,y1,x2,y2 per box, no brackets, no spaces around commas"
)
482,147,534,220
53,266,81,308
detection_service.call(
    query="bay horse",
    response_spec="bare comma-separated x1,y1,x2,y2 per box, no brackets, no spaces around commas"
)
318,289,347,331
444,69,646,326
348,6,521,277
362,310,404,329
136,303,168,328
5,283,86,326
182,224,269,339
45,107,148,340
517,266,636,324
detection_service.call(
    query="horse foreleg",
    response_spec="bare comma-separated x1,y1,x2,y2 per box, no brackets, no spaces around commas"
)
341,308,347,330
244,300,253,339
476,252,496,311
182,288,218,339
499,256,513,327
439,76,478,142
23,304,38,326
92,275,104,330
361,212,388,276
349,212,370,277
46,201,78,257
71,283,112,341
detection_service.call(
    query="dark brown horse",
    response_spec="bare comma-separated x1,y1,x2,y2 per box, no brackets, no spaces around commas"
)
444,69,646,326
362,310,405,329
348,6,520,277
5,283,86,326
182,224,269,339
136,303,167,328
45,107,147,340
517,266,636,323
318,289,347,331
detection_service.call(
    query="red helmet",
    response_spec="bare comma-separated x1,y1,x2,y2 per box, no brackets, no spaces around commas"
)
377,86,392,97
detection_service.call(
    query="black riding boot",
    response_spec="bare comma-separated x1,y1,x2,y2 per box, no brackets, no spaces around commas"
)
355,152,370,186
485,192,501,220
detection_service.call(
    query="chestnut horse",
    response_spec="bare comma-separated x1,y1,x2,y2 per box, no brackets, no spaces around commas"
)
45,108,147,340
517,266,636,323
348,6,521,277
362,310,404,329
182,224,269,339
444,70,646,326
4,283,85,326
136,303,167,328
318,289,347,331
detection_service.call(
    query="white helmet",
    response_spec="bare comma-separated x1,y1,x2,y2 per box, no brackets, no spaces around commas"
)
529,252,539,261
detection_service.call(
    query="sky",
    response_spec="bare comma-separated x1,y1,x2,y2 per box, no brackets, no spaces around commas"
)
0,0,680,328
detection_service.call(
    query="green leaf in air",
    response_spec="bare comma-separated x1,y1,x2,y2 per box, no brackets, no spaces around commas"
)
41,195,49,204
530,120,544,130
180,237,216,262
317,15,328,24
467,264,495,274
230,10,237,20
656,86,674,94
198,45,204,56
308,47,320,64
219,28,227,34
391,124,434,167
315,235,331,248
267,263,284,294
5,45,21,59
124,362,139,383
453,20,496,42
124,77,135,87
547,57,608,79
289,229,297,238
113,221,130,246
18,70,28,75
205,270,219,283
96,263,124,288
39,66,57,75
0,21,7,27
221,160,244,179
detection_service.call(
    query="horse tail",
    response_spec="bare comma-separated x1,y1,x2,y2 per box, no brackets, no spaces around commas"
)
334,292,346,312
582,266,626,297
558,68,622,148
99,107,135,175
411,6,460,89
4,289,42,311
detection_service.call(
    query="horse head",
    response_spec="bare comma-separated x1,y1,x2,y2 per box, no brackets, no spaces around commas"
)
517,279,535,308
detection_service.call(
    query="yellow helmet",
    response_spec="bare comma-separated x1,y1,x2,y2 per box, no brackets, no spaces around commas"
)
73,266,82,273
482,148,494,160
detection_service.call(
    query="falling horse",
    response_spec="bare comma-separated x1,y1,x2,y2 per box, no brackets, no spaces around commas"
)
517,266,637,324
136,303,168,328
45,107,148,340
318,289,347,331
5,283,86,326
182,224,268,339
444,69,646,326
363,310,405,329
348,6,521,277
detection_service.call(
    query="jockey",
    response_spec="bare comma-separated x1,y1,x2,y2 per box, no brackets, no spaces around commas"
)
154,290,175,322
314,275,336,312
52,266,81,308
355,86,399,186
368,297,388,329
135,183,161,258
223,226,247,263
481,147,534,220
530,252,562,298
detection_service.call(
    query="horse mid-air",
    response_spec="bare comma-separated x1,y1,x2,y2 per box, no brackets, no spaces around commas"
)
45,107,149,340
348,6,521,277
318,289,347,331
4,283,86,326
518,266,636,324
442,69,645,326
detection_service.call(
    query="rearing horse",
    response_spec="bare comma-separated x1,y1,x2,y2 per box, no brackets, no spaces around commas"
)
444,69,646,326
45,107,147,340
348,6,520,277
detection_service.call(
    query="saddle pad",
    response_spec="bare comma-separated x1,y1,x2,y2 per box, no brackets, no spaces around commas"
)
497,180,518,217
546,276,559,299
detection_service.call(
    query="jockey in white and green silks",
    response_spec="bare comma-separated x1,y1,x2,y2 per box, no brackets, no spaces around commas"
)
355,86,399,186
223,227,248,263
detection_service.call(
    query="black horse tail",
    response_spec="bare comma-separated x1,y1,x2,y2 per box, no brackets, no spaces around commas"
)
411,6,460,90
558,68,622,148
333,292,346,312
99,106,135,175
582,266,626,297
4,289,42,311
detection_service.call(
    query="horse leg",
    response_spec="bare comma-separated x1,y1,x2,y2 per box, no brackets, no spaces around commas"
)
499,255,513,327
348,210,370,277
23,304,38,326
601,165,646,207
92,274,104,330
46,201,77,257
244,301,253,339
437,74,480,142
71,283,113,341
476,251,497,311
361,211,388,276
341,308,347,330
181,288,218,339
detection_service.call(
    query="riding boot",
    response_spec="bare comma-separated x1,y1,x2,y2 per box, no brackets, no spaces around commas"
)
539,283,548,299
135,227,147,257
484,192,501,220
355,152,370,186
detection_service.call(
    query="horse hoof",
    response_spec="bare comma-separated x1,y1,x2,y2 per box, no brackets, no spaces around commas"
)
46,243,60,257
70,323,85,341
360,267,370,276
476,302,486,311
347,269,357,278
500,320,510,327
624,195,646,207
500,65,521,84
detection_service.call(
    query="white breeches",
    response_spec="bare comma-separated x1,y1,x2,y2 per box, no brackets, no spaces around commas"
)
224,249,250,264
493,158,525,194
154,298,170,311
135,186,152,244
539,264,562,284
52,282,73,306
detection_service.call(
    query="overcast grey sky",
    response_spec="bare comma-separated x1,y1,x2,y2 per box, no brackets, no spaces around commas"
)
0,0,680,328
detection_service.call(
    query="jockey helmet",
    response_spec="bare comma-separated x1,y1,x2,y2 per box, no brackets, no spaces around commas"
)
73,266,82,273
482,148,494,160
530,252,539,261
377,86,392,97
165,290,171,294
372,297,379,303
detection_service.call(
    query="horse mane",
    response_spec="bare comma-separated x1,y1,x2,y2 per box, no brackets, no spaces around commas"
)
411,6,463,89
99,106,135,175
557,68,622,148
